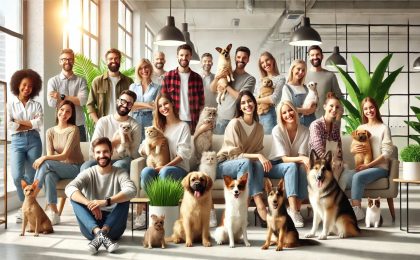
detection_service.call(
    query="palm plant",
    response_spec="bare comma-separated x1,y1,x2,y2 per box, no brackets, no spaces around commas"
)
335,54,403,134
404,96,420,144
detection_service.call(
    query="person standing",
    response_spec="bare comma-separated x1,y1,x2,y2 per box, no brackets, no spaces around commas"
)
200,53,217,108
47,48,88,141
152,51,167,87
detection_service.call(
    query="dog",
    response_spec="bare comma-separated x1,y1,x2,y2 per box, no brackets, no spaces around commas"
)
20,180,54,237
113,122,133,157
302,81,319,109
215,43,234,82
351,129,373,168
305,150,360,240
170,171,213,247
214,173,250,248
143,126,170,168
216,78,229,105
143,214,166,249
194,107,217,160
257,77,275,115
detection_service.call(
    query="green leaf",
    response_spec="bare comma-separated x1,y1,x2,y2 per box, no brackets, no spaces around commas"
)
411,106,420,122
336,65,361,107
369,54,393,98
408,135,420,144
405,121,420,133
374,66,403,108
351,55,371,96
341,98,361,122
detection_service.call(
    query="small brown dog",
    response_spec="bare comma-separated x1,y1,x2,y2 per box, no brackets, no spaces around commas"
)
257,77,275,115
143,214,166,249
351,129,373,167
171,171,213,247
20,180,53,237
215,43,234,82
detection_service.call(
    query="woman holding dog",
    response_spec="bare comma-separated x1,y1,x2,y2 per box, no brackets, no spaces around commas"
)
256,52,285,134
281,59,317,127
33,100,84,225
217,90,271,227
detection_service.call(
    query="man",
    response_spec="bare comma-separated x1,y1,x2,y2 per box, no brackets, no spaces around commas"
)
65,137,137,254
210,46,256,134
47,49,88,141
200,53,217,108
161,44,204,133
151,51,167,86
81,90,141,172
86,48,133,123
306,45,343,118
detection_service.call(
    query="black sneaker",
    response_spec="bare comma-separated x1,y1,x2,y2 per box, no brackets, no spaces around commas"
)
100,232,119,253
88,232,103,254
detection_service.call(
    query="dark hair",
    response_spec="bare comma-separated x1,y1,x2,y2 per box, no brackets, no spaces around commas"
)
105,48,122,60
61,48,74,56
235,46,251,57
56,100,76,125
361,97,383,124
307,45,323,55
177,44,192,55
201,53,212,59
153,93,179,131
120,89,137,102
235,90,259,122
10,69,42,98
92,137,113,152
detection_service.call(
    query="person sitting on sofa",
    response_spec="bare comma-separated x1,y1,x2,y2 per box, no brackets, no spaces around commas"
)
216,90,270,227
340,97,394,221
33,100,84,225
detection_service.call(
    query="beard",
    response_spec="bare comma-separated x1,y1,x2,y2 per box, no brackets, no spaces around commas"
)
236,61,246,69
62,63,73,72
116,104,130,116
202,64,211,72
154,62,164,69
108,62,120,72
310,58,322,67
97,156,112,167
178,59,190,68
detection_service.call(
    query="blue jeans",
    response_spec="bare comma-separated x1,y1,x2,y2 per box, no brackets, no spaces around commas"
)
341,167,388,200
214,118,230,135
34,160,81,204
300,114,316,128
11,130,42,202
140,166,187,190
259,106,276,134
70,200,129,240
132,111,153,141
80,157,131,172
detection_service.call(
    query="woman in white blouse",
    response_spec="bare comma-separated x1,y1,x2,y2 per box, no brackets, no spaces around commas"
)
7,69,43,223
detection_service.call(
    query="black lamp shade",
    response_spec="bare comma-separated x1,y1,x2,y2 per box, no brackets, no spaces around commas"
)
413,56,420,71
289,17,322,46
326,46,347,68
182,23,200,64
155,16,186,46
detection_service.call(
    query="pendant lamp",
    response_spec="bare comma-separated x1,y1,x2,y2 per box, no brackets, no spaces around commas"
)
155,0,186,46
413,56,420,71
289,0,322,46
326,23,347,69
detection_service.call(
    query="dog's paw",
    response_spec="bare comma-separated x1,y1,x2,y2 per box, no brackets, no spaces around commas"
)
185,242,193,247
244,241,251,247
216,240,223,245
261,244,270,250
338,233,345,239
318,234,327,240
34,233,39,237
148,246,152,249
20,233,24,236
203,241,212,247
173,238,181,244
275,246,283,251
304,232,315,238
229,243,235,248
161,245,165,249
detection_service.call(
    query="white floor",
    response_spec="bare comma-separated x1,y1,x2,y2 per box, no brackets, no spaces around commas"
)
1,185,420,260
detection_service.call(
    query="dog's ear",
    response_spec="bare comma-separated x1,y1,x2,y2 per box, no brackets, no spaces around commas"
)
161,215,165,220
239,172,249,185
324,151,332,164
277,179,284,192
351,130,358,138
32,179,39,188
264,177,273,193
227,43,232,51
205,174,213,191
310,149,319,168
181,173,191,189
223,175,233,187
366,130,372,138
21,180,28,189
215,47,222,54
151,214,157,221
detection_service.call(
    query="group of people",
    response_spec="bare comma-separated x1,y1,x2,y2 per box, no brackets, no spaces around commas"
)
8,43,393,253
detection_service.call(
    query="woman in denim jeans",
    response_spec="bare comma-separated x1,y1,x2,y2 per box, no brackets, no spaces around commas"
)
7,69,43,223
129,58,161,141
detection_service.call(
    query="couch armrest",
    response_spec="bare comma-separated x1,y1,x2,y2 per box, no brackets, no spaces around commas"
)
388,158,400,198
130,157,146,197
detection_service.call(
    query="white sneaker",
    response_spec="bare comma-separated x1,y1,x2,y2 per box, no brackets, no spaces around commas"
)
210,209,217,228
15,208,22,223
288,208,304,228
353,206,365,221
134,211,146,228
48,210,61,225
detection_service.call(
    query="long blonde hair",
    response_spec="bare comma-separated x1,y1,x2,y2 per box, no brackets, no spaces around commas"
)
287,59,307,85
135,58,153,83
276,100,300,130
258,51,280,78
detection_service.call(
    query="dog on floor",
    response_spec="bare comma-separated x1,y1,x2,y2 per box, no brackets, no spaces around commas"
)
20,180,54,237
214,173,250,248
351,129,373,168
143,214,166,249
305,150,360,240
170,171,213,247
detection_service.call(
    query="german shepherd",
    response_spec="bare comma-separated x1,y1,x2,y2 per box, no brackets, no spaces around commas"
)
305,150,360,240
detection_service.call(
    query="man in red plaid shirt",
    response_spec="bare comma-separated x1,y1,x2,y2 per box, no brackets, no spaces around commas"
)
161,44,204,133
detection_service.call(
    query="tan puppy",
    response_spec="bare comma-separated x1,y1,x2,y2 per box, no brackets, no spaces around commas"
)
143,214,166,249
171,171,213,247
20,180,54,237
215,43,234,82
351,129,373,167
257,77,275,115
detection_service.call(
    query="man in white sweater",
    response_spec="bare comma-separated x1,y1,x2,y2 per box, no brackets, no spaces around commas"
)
65,137,137,254
81,90,141,172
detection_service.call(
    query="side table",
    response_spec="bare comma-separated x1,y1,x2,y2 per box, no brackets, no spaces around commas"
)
129,198,149,237
393,178,420,233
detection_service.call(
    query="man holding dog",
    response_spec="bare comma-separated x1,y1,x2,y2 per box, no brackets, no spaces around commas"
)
65,137,137,254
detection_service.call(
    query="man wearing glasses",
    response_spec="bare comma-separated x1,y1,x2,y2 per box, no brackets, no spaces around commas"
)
87,48,134,123
80,90,141,172
47,48,89,141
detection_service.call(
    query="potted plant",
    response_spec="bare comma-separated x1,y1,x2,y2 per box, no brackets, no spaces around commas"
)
400,145,420,180
144,177,184,236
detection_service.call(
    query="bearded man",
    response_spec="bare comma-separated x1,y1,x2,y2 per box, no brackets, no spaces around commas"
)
152,51,167,86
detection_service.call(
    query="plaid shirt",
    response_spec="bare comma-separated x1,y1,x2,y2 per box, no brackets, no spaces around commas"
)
309,116,342,158
161,68,204,133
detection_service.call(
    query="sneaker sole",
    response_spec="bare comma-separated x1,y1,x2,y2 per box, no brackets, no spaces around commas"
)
88,245,99,255
106,243,119,253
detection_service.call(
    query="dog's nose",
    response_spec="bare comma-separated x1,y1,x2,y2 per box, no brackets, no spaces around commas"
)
273,200,277,204
234,190,239,194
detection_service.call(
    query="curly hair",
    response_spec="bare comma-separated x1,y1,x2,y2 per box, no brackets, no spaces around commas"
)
10,69,42,98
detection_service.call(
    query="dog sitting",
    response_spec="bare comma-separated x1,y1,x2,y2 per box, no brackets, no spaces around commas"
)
143,214,166,249
351,129,373,168
113,122,133,158
257,77,275,115
171,171,213,247
20,180,54,237
194,107,217,160
215,43,234,82
214,173,250,248
143,126,170,168
305,150,360,240
302,81,319,109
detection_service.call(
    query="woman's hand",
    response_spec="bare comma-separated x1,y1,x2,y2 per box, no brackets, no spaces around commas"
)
258,154,272,173
32,156,46,170
355,163,370,172
155,166,163,173
352,144,367,154
300,156,310,171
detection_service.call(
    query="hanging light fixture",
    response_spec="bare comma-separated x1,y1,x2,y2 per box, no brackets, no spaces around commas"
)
155,0,186,46
182,23,200,64
289,0,322,46
413,56,420,71
326,8,346,69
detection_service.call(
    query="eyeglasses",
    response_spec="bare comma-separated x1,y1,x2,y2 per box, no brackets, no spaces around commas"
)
60,58,74,63
117,98,133,108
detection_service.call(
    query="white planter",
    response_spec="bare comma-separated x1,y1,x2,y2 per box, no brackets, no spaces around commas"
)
149,205,179,237
402,162,420,180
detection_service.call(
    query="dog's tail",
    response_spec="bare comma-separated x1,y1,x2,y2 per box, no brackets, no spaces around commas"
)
213,226,227,245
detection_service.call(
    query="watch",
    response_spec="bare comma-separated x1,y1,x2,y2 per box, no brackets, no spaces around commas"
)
106,197,112,206
60,94,66,100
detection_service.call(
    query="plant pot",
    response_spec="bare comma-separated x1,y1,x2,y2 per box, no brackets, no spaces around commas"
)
149,205,179,237
402,162,420,180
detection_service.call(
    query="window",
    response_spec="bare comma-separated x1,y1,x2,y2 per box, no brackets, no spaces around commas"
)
63,0,99,65
118,0,133,69
145,25,154,61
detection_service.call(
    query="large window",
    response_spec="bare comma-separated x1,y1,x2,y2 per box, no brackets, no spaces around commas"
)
118,0,133,69
145,25,154,61
63,0,98,65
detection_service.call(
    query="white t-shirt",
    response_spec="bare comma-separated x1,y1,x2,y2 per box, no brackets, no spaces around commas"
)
179,72,191,121
269,124,310,161
238,117,256,137
109,76,120,115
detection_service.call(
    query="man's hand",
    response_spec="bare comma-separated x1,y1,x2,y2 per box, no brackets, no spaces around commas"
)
49,91,60,100
87,200,106,220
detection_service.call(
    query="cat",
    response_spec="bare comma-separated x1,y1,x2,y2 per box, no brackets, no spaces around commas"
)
143,214,166,249
198,151,217,181
257,77,275,115
216,43,234,82
366,197,383,228
216,78,229,105
143,126,170,168
302,81,319,109
113,122,133,158
194,107,217,160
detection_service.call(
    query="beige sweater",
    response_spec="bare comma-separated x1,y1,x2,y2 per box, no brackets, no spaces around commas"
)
46,125,84,164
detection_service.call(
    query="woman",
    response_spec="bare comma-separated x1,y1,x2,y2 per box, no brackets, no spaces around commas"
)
7,69,43,223
129,58,161,141
281,59,316,127
32,100,84,225
343,97,393,220
267,101,309,227
216,90,271,227
256,52,286,134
